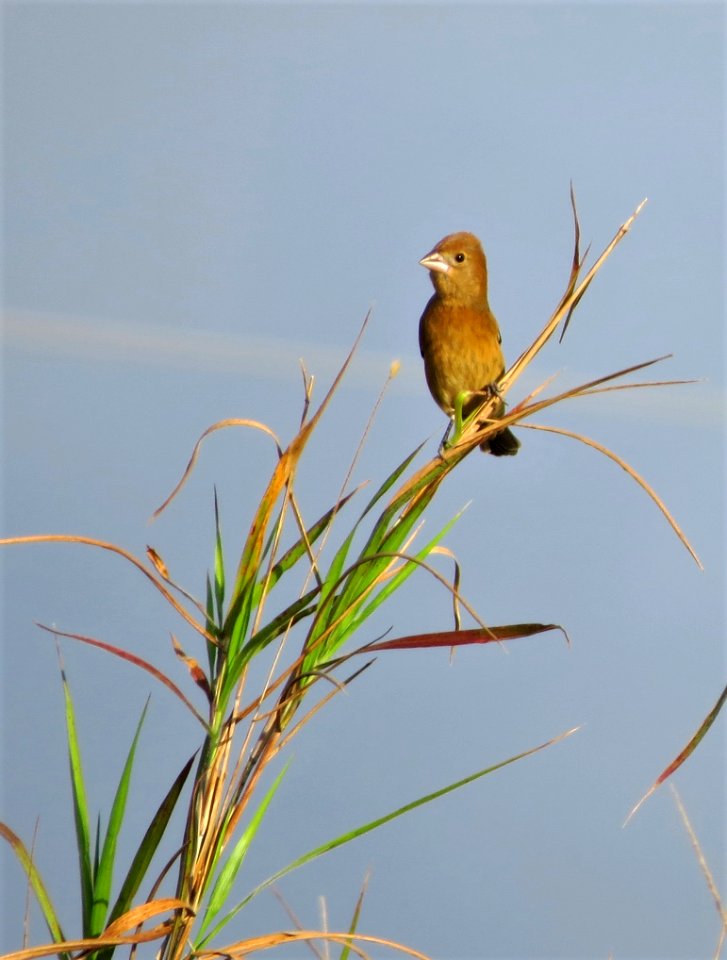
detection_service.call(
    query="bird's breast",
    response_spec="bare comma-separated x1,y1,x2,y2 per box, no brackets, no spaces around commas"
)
419,302,505,415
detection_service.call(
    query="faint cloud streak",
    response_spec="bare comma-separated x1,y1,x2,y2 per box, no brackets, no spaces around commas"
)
4,309,724,426
4,308,419,391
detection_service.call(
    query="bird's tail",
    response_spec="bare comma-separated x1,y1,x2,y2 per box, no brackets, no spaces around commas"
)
482,426,520,456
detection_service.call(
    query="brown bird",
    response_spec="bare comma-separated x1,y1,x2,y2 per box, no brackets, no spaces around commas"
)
418,231,520,456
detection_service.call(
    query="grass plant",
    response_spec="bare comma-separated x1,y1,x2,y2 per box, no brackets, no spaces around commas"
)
2,193,714,960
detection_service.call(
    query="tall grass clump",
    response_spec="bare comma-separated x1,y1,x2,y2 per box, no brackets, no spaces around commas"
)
1,193,711,960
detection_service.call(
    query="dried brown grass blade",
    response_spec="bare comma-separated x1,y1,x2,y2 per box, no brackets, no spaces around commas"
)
0,898,191,960
558,182,587,342
103,898,194,934
152,418,282,519
559,197,648,342
201,930,432,960
146,545,209,616
0,534,213,642
454,356,672,458
670,785,727,931
231,312,371,593
523,422,702,569
171,633,213,703
300,357,400,586
578,378,702,397
430,544,463,630
505,356,672,424
146,545,169,578
501,196,648,395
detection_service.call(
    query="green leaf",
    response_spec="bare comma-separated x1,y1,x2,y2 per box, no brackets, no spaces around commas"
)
93,813,101,880
213,487,225,623
339,874,369,960
311,446,427,652
359,442,425,520
205,573,215,625
61,665,93,933
205,728,578,938
322,480,443,653
223,582,254,664
319,446,428,633
196,761,291,946
95,754,195,960
242,589,319,661
205,573,219,679
89,699,149,935
349,510,463,633
264,487,361,591
318,548,353,630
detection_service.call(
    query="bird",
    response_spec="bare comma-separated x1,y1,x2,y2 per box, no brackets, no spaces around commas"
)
418,231,520,456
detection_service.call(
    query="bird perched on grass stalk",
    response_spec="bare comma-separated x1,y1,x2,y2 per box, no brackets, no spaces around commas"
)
418,231,520,456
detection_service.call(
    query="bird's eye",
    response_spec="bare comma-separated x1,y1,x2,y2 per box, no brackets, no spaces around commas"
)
454,252,466,263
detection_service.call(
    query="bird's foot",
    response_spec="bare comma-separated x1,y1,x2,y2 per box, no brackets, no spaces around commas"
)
438,419,454,456
482,380,503,400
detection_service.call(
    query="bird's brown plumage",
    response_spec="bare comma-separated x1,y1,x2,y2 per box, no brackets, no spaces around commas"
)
418,231,520,456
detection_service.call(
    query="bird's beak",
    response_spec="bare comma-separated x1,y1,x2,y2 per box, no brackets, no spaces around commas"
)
419,252,450,274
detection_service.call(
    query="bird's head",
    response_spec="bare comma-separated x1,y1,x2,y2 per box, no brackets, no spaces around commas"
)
419,231,489,306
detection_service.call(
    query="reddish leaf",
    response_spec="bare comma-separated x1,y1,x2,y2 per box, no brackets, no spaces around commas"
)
37,623,208,727
626,682,727,824
170,634,212,702
366,623,566,651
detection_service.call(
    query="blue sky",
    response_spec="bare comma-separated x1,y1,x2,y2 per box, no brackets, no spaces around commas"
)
3,3,725,958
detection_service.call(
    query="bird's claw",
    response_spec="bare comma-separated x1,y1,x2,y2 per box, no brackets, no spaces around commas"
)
482,381,503,400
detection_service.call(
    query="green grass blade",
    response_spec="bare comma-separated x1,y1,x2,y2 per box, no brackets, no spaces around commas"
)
205,572,215,626
320,446,429,628
366,474,441,562
89,699,149,935
307,487,446,667
92,755,195,960
61,666,94,933
225,311,369,627
319,526,357,603
93,813,101,880
339,873,369,960
0,822,68,951
359,443,426,519
222,581,254,663
380,455,451,524
202,728,577,940
324,479,443,646
261,487,362,596
314,445,428,647
213,487,225,623
272,728,577,877
242,589,319,661
195,761,291,945
205,573,219,678
350,512,463,633
106,753,194,923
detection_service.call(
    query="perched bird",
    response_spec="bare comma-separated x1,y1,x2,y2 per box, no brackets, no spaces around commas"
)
418,231,520,456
